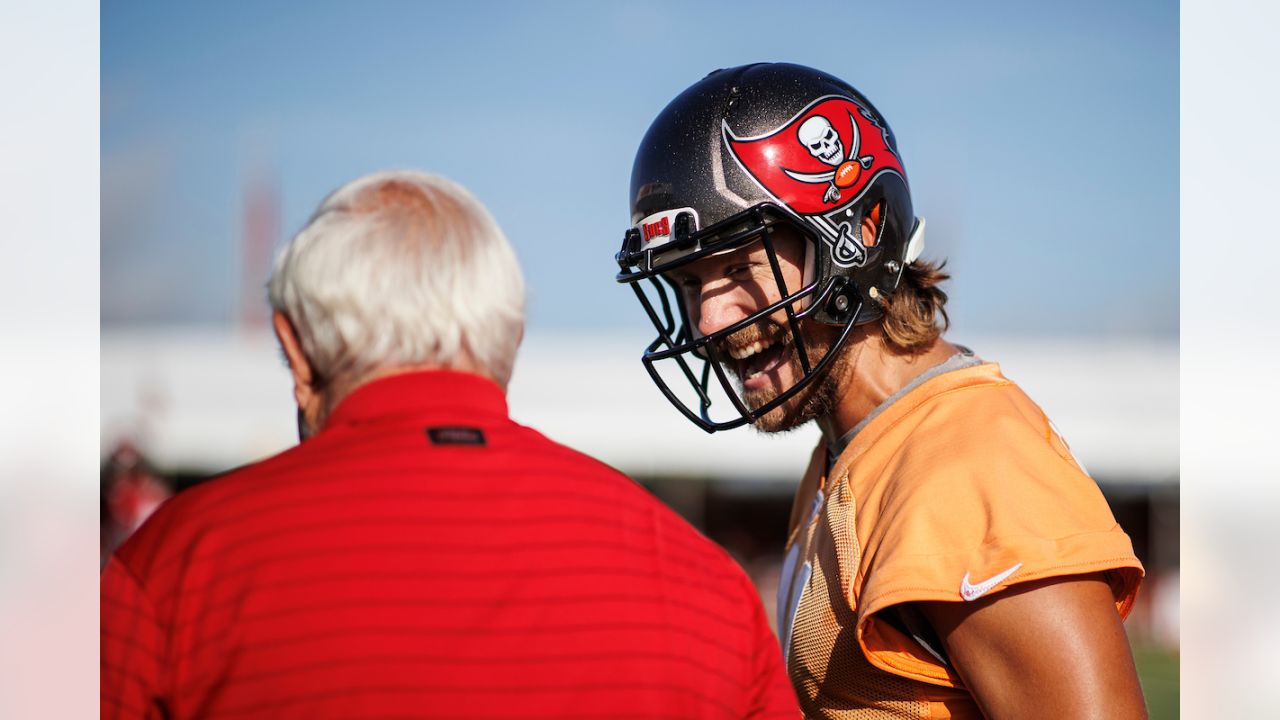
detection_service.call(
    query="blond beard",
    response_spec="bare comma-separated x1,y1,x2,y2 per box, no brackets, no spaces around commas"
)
738,327,858,434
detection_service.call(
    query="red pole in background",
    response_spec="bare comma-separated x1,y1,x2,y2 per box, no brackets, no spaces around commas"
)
239,167,278,331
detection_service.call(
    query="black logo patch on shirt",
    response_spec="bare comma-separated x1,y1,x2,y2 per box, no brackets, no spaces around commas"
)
426,426,487,446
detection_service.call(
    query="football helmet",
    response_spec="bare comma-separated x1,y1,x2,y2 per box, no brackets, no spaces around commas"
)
615,62,925,432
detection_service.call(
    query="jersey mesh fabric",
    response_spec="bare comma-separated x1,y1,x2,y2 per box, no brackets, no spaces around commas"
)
787,475,939,719
100,370,798,720
779,362,1141,720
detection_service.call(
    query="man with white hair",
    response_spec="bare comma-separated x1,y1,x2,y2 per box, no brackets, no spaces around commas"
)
101,170,799,718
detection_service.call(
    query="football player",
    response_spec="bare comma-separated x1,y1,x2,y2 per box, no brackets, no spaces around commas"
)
615,62,1148,719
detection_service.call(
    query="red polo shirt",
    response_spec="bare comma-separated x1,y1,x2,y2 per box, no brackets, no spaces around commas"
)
101,370,797,719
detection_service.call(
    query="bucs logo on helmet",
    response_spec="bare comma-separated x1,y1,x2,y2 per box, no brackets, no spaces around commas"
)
723,95,905,268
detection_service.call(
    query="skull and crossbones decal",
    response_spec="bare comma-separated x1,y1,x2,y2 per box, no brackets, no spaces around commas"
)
722,96,906,270
784,112,874,204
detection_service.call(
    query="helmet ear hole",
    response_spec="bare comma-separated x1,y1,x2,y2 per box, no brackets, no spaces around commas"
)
863,200,884,248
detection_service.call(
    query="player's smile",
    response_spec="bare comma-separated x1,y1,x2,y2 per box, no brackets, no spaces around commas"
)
732,336,789,390
718,319,797,395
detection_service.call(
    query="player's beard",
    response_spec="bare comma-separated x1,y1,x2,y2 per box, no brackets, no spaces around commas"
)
719,321,856,434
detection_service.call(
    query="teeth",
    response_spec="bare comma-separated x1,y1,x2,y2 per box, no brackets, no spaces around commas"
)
729,339,773,361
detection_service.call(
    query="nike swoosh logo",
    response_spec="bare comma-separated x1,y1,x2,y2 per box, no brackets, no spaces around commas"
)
959,562,1023,601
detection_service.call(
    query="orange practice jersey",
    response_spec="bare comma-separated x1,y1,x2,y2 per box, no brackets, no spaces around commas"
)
777,362,1143,719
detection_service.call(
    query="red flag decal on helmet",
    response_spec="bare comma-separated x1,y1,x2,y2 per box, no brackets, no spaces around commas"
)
723,96,905,217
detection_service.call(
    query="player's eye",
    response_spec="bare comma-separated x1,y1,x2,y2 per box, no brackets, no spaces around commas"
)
668,274,699,298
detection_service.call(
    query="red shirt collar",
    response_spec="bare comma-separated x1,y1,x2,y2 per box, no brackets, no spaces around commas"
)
323,370,509,428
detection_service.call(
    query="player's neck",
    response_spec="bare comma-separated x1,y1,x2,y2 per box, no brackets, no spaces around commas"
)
817,332,958,444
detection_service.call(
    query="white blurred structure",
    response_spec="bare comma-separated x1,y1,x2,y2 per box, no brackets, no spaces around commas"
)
102,326,1181,653
102,328,1178,486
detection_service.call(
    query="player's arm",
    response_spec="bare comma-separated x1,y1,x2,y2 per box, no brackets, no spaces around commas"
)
918,572,1147,720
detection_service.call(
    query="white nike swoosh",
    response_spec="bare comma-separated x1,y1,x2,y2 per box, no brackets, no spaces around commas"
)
959,562,1024,601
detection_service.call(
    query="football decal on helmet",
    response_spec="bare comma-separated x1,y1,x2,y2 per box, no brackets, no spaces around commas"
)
723,96,905,268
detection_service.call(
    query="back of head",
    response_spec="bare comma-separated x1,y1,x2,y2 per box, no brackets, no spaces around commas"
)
268,170,524,391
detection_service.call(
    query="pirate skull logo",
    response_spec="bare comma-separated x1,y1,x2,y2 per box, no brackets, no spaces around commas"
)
723,95,908,270
784,112,875,205
797,116,843,166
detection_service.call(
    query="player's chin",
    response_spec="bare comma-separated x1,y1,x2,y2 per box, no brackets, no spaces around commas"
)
735,354,806,432
743,385,811,434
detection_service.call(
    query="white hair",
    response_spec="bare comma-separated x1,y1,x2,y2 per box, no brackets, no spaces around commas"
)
267,170,525,388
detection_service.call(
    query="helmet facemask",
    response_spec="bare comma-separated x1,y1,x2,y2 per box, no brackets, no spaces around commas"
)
617,203,863,433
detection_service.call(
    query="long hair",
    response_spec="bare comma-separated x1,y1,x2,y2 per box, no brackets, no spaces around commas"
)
881,259,951,352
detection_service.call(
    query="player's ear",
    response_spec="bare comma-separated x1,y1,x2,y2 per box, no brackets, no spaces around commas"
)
271,311,318,411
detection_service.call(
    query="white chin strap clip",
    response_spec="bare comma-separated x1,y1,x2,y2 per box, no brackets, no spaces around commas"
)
904,216,926,264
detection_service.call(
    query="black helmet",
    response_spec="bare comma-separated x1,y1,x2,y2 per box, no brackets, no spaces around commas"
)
615,62,925,432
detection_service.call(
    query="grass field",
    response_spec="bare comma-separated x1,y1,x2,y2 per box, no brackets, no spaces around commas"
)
1134,643,1179,719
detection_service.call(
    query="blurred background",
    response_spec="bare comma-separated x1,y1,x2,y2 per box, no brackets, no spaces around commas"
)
101,0,1179,714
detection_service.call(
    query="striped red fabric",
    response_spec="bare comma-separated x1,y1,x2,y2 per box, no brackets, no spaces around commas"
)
100,370,798,719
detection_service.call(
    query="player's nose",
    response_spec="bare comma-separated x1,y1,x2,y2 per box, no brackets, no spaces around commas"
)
696,291,748,339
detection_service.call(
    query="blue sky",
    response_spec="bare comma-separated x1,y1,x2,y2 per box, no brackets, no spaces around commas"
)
102,0,1177,338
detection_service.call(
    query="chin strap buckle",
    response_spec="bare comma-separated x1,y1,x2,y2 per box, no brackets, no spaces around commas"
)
823,277,856,324
616,228,643,271
671,211,696,250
